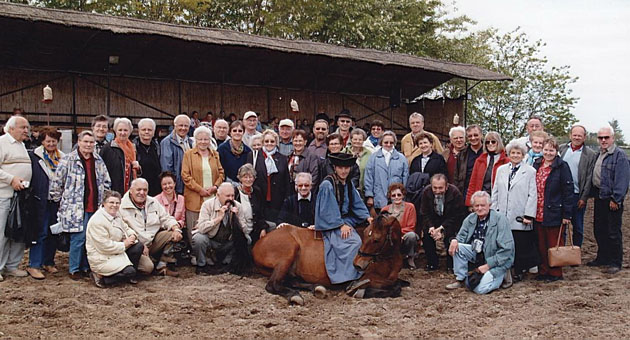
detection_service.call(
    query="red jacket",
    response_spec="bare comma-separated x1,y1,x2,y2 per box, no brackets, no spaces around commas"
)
381,202,417,235
465,151,509,206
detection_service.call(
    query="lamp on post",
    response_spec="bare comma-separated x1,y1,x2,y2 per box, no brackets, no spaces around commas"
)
107,55,119,117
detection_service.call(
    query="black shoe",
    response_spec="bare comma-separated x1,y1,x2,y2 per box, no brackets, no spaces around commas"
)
513,273,524,282
545,276,563,283
586,260,606,267
603,266,621,275
425,264,438,272
535,274,550,281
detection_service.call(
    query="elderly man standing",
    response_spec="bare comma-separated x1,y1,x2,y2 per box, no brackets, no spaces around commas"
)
192,183,248,275
213,119,230,146
516,116,545,151
559,124,597,247
421,174,465,272
278,119,295,156
134,118,162,196
160,114,193,194
442,126,467,183
446,191,514,294
119,178,182,276
461,125,484,197
589,125,630,274
307,119,329,159
242,111,262,148
50,130,111,279
401,112,444,164
0,116,32,281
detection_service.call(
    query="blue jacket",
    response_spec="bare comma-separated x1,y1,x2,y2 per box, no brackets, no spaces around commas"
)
533,157,576,226
364,149,409,209
456,210,515,279
597,146,630,204
160,131,192,194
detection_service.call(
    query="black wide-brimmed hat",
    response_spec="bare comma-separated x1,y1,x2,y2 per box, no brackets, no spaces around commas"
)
328,152,356,167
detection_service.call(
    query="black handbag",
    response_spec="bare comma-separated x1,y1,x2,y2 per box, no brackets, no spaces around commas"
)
4,190,31,243
55,233,71,252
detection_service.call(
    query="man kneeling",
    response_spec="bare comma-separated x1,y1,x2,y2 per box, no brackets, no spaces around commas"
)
192,183,249,275
446,191,514,294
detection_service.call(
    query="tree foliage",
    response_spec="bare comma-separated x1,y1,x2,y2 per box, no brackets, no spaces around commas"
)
11,0,582,139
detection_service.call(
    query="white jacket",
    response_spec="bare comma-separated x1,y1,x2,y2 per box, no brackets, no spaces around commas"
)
491,161,538,231
119,193,178,246
86,208,136,276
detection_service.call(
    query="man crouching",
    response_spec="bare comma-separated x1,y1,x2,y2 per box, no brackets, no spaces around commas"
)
119,178,182,276
446,191,514,294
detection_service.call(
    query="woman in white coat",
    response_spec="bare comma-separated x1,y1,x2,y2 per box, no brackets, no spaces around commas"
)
491,139,538,285
86,191,145,288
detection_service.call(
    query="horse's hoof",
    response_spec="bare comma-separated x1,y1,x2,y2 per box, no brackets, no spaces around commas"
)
346,278,371,296
313,285,327,299
352,289,366,299
289,295,304,306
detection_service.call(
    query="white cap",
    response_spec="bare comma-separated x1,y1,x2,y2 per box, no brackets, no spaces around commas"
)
243,111,257,120
279,119,294,128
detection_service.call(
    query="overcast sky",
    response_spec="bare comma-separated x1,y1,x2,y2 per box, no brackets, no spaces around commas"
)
453,0,630,136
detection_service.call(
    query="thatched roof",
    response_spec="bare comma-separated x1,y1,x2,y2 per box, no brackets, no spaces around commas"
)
0,2,510,98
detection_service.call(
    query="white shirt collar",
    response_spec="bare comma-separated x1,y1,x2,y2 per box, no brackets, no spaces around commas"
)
298,192,312,201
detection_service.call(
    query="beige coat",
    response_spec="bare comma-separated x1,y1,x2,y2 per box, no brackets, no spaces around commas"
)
195,196,250,238
181,147,225,212
401,131,444,165
119,193,178,247
86,208,136,276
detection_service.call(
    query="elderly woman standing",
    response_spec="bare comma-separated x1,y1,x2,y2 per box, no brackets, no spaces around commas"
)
287,129,320,190
100,118,140,194
86,190,145,288
364,131,409,212
218,120,252,183
492,139,538,286
345,128,372,193
248,129,289,222
532,137,575,282
465,132,509,205
26,127,65,279
525,130,549,165
409,132,447,178
181,126,225,240
234,164,269,244
133,118,162,196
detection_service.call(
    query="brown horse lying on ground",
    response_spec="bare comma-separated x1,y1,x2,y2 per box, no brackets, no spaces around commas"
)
252,213,405,304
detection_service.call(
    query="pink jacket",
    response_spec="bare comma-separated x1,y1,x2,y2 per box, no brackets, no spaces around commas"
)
155,192,186,229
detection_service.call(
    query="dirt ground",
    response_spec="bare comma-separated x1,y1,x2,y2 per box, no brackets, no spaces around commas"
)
1,202,630,339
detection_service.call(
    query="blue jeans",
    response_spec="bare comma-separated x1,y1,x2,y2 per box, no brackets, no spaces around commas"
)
572,205,586,247
453,244,505,295
69,212,93,274
29,202,57,268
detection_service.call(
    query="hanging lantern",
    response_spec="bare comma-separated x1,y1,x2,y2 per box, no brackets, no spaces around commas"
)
290,99,299,114
42,85,53,103
453,113,460,125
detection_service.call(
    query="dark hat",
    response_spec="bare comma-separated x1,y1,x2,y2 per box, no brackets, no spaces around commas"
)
315,113,329,122
328,152,356,167
337,109,352,120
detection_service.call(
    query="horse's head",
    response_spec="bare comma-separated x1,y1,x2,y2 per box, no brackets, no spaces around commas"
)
353,212,402,271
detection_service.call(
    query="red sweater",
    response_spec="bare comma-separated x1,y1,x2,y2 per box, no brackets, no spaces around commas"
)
465,151,509,206
381,202,417,235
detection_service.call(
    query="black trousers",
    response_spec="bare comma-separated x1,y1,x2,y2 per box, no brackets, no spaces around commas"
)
423,231,452,269
593,196,624,267
103,242,143,285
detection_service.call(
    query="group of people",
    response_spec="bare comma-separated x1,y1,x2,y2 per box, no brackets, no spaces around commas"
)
0,110,627,296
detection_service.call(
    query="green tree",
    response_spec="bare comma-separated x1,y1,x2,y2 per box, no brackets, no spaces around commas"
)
464,28,579,140
608,118,626,146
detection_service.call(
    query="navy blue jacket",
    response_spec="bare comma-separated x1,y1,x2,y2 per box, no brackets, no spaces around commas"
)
533,157,576,227
597,146,630,204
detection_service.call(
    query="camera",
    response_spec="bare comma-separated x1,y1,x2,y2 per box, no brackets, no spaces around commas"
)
21,180,30,188
472,239,483,253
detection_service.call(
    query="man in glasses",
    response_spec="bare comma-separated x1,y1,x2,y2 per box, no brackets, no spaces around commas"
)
335,110,353,148
452,124,484,197
559,125,597,247
420,173,465,272
516,115,545,151
307,119,329,159
589,125,629,274
277,172,316,228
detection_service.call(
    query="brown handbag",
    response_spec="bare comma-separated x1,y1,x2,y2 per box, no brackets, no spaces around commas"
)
548,222,581,267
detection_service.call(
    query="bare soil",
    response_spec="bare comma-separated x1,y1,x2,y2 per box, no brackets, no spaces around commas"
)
1,201,630,339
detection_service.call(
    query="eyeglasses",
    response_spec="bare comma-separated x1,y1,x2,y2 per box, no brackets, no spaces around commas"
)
391,193,403,197
339,119,352,124
297,184,311,188
382,141,394,145
485,140,498,145
597,136,611,140
314,127,327,131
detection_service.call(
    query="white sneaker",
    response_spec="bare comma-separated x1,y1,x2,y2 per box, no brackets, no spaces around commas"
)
4,268,28,277
0,273,4,282
190,256,197,266
528,266,538,274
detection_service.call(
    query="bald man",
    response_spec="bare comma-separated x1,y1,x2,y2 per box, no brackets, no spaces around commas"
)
192,183,249,275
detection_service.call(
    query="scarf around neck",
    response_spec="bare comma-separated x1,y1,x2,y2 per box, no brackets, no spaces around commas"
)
264,147,279,175
229,139,244,156
43,149,61,172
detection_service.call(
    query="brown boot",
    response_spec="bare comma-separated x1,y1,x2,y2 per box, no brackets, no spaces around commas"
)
157,267,179,277
26,267,45,280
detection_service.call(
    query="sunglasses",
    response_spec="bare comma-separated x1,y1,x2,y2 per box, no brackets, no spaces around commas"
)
597,136,611,140
485,140,498,145
391,193,403,197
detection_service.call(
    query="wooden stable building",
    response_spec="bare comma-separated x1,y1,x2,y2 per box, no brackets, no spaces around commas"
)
0,2,509,140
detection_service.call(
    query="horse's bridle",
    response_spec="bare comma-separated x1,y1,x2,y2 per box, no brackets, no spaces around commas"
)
357,225,394,262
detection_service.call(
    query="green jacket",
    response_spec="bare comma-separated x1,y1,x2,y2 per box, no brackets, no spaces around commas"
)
456,209,515,278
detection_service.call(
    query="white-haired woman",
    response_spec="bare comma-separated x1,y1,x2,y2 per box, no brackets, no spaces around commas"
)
247,129,289,222
491,139,538,286
181,126,225,237
133,118,162,196
364,131,409,211
234,164,269,244
100,117,140,194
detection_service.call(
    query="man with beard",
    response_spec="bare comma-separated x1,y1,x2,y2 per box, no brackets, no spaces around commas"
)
420,174,465,272
307,119,329,159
